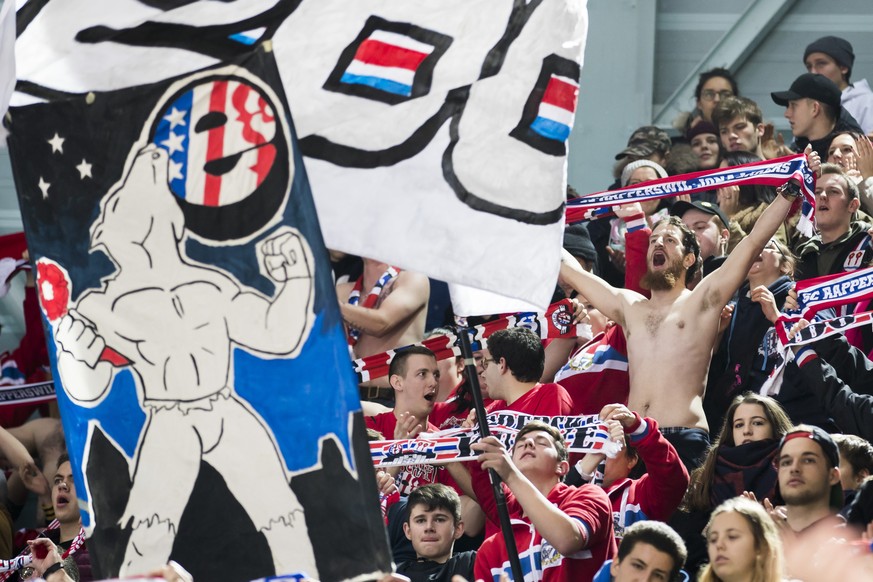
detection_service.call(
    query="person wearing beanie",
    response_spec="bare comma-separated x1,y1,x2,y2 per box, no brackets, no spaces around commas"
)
563,223,598,275
686,120,720,170
620,159,668,189
804,35,873,134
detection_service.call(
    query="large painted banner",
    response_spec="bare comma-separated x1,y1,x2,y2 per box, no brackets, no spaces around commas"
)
10,0,589,313
5,48,390,581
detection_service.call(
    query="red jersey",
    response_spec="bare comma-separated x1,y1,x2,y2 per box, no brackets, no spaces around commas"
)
473,471,616,582
486,382,573,416
555,326,629,415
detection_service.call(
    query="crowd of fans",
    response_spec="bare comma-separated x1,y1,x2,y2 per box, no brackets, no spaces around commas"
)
0,32,871,582
345,35,873,582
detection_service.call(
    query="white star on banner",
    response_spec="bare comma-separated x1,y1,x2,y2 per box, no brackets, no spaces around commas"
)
161,131,185,155
47,133,65,154
38,177,50,199
169,160,184,181
76,159,93,179
163,107,187,130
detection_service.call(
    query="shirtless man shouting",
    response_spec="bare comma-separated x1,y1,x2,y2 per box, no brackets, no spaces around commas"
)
559,177,809,470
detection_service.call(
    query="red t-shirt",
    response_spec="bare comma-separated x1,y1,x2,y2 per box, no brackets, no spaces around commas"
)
486,382,573,416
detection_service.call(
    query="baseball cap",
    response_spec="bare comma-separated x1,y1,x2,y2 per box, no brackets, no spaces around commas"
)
670,200,731,229
615,125,672,160
778,426,843,510
804,36,855,79
771,73,842,111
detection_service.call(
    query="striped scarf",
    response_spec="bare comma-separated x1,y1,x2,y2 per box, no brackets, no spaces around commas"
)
346,265,401,346
566,153,816,237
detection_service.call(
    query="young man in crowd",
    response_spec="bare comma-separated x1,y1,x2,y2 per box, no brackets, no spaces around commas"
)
804,35,873,133
712,96,767,158
396,484,475,582
482,328,573,416
470,420,616,582
772,73,863,159
593,520,688,582
794,163,872,281
773,425,845,538
17,453,92,581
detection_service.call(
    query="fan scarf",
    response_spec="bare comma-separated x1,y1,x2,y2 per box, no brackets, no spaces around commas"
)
0,523,86,577
566,153,816,237
346,265,401,346
353,299,584,382
370,412,621,468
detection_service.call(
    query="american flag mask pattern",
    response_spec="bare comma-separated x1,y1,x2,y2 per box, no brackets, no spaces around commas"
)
152,78,278,208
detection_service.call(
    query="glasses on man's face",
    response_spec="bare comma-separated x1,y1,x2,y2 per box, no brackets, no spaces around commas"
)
701,89,733,102
481,357,496,370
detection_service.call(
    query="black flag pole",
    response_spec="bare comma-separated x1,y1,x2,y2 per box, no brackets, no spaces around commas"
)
456,325,524,582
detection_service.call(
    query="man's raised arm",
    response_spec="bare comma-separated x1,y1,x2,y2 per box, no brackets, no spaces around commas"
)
696,190,794,306
559,248,640,328
698,145,820,305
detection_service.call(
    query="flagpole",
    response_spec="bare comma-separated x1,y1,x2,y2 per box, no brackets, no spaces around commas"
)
456,325,524,582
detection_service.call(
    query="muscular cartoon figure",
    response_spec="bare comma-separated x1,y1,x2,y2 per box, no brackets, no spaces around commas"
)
52,142,317,577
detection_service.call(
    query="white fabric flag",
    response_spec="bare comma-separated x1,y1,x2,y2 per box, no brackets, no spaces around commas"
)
0,0,16,144
11,0,588,313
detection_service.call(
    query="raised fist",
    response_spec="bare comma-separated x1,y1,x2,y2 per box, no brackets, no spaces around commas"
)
261,229,312,282
55,314,105,368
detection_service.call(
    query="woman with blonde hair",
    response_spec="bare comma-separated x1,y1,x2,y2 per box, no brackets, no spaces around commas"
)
699,496,784,582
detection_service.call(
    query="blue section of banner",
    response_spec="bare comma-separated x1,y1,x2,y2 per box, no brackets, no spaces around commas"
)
235,315,360,471
530,116,570,141
339,73,412,97
229,33,258,46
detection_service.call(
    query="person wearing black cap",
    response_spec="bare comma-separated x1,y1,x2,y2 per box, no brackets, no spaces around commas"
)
771,72,863,160
804,35,873,134
774,425,846,539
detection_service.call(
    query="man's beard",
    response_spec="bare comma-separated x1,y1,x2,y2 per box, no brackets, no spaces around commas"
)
641,256,684,291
